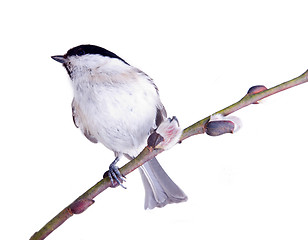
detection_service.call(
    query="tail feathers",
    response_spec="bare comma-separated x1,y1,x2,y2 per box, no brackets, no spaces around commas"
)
139,157,187,210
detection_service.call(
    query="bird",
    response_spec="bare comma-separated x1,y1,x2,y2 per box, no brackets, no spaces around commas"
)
51,44,187,209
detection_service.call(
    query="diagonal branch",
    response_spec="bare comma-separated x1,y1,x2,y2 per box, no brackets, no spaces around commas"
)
30,69,308,240
181,69,308,140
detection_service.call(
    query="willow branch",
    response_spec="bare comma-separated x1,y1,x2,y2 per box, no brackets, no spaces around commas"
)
30,69,308,240
181,69,308,140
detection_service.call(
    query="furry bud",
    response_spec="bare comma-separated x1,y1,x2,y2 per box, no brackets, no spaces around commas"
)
247,85,267,94
206,120,235,136
147,131,164,148
247,85,268,104
206,114,241,136
69,198,95,214
154,117,182,150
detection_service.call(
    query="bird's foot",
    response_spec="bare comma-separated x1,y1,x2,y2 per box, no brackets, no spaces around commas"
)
107,157,126,189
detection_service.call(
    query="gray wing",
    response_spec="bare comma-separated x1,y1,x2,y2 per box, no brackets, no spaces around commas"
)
71,99,98,144
135,68,167,128
155,105,167,127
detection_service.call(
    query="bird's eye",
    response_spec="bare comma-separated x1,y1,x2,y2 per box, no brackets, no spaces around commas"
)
76,48,85,56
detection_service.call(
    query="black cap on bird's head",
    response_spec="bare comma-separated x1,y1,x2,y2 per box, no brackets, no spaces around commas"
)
51,44,128,65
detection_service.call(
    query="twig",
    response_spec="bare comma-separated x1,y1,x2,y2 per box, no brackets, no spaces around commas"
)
30,69,308,240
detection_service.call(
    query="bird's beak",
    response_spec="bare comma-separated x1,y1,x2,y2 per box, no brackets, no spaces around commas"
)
51,55,66,64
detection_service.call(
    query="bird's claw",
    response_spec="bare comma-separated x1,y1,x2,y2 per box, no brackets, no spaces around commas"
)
108,164,126,189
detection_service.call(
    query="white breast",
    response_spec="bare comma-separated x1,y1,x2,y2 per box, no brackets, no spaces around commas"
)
71,59,161,157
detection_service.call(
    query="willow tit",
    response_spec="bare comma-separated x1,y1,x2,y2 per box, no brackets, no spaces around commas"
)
51,44,187,209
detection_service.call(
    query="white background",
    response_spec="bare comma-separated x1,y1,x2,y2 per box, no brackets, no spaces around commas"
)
1,1,308,239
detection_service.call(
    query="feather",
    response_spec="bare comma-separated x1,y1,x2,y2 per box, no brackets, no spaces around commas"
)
139,157,187,209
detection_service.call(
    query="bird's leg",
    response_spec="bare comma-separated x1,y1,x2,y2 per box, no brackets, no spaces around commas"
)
108,156,126,189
